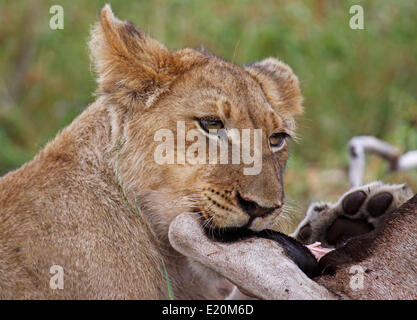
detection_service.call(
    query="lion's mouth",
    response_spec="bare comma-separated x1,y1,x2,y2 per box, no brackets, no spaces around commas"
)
194,202,281,240
235,192,278,218
193,204,256,240
202,223,256,243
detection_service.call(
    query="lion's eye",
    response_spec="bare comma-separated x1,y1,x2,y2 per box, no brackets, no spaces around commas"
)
197,118,224,134
269,132,289,151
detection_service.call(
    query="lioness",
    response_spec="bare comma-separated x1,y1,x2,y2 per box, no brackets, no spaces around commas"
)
0,5,303,299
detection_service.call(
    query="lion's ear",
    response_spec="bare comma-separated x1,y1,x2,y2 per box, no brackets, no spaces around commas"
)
89,5,188,108
245,58,303,117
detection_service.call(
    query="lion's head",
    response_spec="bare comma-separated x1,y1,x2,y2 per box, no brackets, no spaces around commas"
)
90,5,303,239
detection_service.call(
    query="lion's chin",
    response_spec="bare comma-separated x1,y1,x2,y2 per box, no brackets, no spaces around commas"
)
202,224,255,243
197,208,278,241
200,219,275,243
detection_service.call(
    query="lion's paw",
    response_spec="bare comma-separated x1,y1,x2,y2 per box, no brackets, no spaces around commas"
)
291,182,413,248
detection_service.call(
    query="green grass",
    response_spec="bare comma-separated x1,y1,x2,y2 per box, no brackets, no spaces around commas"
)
1,0,416,215
161,258,175,300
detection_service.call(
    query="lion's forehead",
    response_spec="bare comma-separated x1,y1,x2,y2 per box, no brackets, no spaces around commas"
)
169,61,285,131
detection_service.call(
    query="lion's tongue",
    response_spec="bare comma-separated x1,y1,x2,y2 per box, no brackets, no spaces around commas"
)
305,242,334,261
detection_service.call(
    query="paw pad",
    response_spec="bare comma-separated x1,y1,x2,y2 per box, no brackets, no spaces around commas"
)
366,192,393,217
298,224,312,243
342,191,366,216
325,217,373,246
292,182,413,248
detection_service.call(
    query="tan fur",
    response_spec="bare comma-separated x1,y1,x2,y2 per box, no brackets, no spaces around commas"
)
0,5,303,299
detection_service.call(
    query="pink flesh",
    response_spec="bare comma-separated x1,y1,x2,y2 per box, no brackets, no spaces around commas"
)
305,242,334,261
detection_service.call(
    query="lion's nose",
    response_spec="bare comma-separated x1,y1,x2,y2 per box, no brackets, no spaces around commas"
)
236,192,281,218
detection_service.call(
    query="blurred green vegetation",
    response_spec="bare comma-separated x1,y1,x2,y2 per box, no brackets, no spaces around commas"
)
1,0,416,216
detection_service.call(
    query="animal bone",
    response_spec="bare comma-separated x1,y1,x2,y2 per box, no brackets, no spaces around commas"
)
168,213,336,300
348,136,417,187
